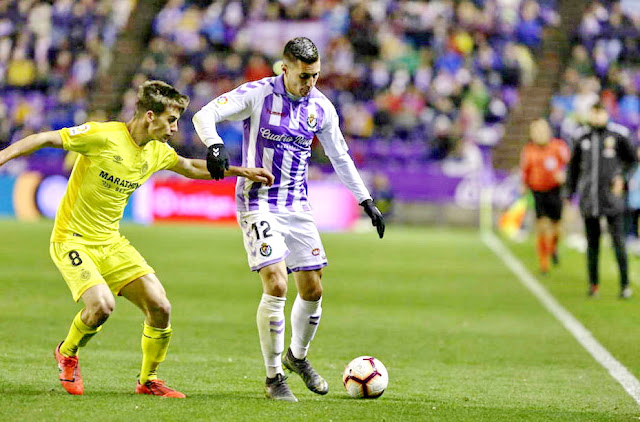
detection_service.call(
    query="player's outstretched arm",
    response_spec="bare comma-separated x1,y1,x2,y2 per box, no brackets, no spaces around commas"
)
0,131,63,167
227,165,275,186
169,156,274,185
169,156,213,179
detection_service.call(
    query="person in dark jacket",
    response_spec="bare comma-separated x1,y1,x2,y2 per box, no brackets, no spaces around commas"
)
567,102,637,298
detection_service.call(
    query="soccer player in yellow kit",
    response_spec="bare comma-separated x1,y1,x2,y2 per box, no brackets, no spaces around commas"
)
0,81,274,398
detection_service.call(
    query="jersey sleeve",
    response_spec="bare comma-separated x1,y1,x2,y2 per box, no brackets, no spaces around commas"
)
193,81,267,146
58,122,107,156
201,81,266,122
554,139,570,167
315,101,349,158
566,138,582,195
315,100,372,203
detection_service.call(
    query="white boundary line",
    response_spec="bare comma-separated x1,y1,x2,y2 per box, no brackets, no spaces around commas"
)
482,230,640,406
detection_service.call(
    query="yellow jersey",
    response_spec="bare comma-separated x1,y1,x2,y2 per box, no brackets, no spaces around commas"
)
51,121,179,244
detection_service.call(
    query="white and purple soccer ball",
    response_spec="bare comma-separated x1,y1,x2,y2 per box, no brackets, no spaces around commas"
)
342,356,388,399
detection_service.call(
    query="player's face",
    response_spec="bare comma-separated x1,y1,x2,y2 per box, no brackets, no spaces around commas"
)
283,59,320,97
589,108,609,128
530,120,551,145
148,107,181,142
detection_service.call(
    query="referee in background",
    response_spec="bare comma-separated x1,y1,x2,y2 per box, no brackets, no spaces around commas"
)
567,102,637,298
520,119,570,274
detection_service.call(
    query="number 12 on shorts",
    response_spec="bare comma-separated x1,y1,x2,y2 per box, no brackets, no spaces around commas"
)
251,221,272,240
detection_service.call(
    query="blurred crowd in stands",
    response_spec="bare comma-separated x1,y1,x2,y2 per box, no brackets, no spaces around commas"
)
124,0,558,169
545,0,640,242
1,0,558,174
0,0,133,173
551,0,640,143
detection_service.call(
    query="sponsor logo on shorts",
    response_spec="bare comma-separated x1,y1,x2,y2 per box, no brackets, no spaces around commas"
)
141,162,149,175
113,155,123,164
80,270,91,281
312,248,321,256
260,243,272,257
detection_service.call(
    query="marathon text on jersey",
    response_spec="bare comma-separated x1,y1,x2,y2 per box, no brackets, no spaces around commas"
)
99,170,140,190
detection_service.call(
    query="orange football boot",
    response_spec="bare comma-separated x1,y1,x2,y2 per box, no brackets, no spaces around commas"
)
54,342,84,395
135,380,186,398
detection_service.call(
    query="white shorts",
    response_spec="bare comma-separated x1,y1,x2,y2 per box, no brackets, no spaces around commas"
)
237,211,328,272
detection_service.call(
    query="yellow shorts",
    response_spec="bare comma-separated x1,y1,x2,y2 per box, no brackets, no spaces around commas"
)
50,236,155,302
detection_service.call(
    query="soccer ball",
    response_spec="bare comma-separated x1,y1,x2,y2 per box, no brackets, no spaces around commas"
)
342,356,388,399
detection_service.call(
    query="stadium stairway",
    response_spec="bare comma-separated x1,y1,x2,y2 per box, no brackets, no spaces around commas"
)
492,0,587,172
90,0,169,117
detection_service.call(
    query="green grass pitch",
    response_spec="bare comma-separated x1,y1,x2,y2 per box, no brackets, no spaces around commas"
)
1,220,639,420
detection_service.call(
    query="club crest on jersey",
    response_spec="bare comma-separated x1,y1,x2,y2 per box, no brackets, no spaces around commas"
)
603,136,616,158
140,162,149,175
307,113,317,129
216,96,229,105
260,243,272,257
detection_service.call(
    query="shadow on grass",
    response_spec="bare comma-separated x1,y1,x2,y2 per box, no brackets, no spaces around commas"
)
0,385,434,405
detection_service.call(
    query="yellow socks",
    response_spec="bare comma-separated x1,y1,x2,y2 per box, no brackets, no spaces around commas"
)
59,314,173,383
139,323,173,384
59,309,101,357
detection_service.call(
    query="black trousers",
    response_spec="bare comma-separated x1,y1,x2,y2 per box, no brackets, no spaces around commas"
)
584,214,628,287
625,208,640,237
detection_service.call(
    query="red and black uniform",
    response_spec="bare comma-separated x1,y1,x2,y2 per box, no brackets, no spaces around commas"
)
521,138,570,221
520,137,570,273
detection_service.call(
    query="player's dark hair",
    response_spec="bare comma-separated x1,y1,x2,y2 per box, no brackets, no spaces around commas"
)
283,37,319,64
135,80,190,117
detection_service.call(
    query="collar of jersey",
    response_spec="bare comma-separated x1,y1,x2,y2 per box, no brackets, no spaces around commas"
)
122,122,143,150
274,74,309,103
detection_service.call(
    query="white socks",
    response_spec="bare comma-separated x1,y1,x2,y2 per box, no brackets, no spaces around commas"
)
257,293,323,377
257,294,286,378
290,295,322,360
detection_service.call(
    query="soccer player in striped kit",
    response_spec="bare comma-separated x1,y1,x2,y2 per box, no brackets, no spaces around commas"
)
193,37,385,401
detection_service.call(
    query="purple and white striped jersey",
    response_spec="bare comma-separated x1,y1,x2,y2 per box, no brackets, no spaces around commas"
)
194,74,372,213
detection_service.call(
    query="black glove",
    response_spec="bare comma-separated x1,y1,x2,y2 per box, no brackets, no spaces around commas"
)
206,143,230,180
360,199,385,239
